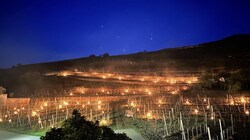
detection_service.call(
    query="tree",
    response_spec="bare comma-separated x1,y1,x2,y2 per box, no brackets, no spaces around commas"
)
16,63,22,67
41,109,131,140
40,128,64,140
198,70,215,89
102,53,109,58
0,86,6,94
217,71,230,90
227,69,247,92
89,54,96,58
198,69,250,92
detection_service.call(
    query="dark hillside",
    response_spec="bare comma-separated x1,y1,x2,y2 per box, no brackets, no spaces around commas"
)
0,34,249,97
1,34,250,73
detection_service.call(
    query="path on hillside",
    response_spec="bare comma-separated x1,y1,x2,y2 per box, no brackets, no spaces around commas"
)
0,130,39,140
0,129,143,140
115,129,145,140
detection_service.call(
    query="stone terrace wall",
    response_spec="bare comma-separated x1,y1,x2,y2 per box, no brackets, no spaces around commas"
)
0,94,7,108
6,98,30,108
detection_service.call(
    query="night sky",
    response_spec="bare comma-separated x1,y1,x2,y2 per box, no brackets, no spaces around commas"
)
1,0,250,68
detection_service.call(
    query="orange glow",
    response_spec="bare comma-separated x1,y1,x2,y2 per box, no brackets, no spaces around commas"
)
158,100,162,103
147,112,151,117
230,101,234,105
32,111,37,116
131,102,136,107
245,110,249,115
63,101,68,106
62,73,67,76
185,100,190,105
241,97,246,103
131,102,134,106
100,119,107,126
194,109,198,114
171,91,177,94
